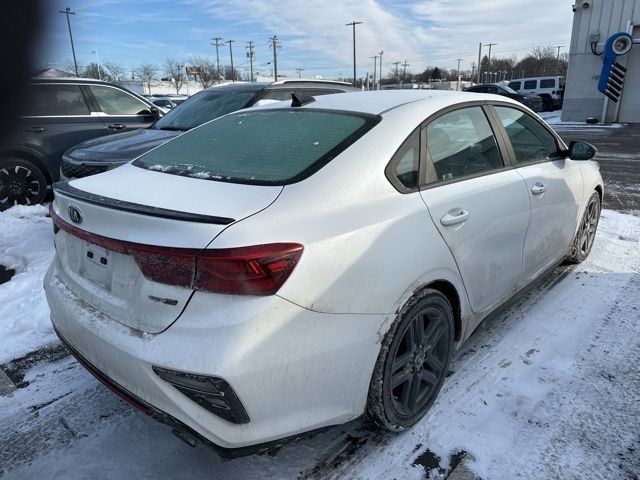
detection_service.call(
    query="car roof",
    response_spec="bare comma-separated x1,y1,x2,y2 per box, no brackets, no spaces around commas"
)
289,90,521,116
202,80,358,94
30,77,114,85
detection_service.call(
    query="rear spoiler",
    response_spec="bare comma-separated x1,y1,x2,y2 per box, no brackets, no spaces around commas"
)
53,182,236,225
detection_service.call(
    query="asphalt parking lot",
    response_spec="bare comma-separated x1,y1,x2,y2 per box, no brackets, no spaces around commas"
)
552,122,640,213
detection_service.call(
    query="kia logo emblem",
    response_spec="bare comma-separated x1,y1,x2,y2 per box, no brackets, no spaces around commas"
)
68,205,83,224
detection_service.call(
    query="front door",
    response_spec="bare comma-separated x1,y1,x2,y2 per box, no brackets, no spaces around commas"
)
491,105,583,282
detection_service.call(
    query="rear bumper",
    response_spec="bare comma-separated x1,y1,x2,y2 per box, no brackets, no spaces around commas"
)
44,260,387,449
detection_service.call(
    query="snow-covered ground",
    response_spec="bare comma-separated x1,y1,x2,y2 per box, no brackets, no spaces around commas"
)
1,206,639,479
537,110,625,128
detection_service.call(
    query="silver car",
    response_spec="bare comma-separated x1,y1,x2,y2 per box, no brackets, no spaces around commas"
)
45,90,602,455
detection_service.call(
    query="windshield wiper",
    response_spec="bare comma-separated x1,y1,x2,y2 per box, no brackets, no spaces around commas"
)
157,126,186,132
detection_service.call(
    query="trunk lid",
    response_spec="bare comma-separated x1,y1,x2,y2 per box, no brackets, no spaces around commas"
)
52,163,282,333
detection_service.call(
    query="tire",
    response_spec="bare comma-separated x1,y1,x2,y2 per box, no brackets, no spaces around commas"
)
0,158,48,211
565,192,601,265
366,288,454,431
541,96,554,112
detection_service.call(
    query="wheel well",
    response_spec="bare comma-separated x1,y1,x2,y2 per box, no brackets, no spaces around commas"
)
0,150,53,184
425,280,462,341
594,184,603,203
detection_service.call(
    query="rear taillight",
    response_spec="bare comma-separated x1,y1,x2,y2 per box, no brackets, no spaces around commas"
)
51,209,302,295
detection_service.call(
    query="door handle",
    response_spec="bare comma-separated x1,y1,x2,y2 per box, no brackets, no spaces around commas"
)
531,183,547,195
107,123,126,130
25,126,46,133
440,208,470,226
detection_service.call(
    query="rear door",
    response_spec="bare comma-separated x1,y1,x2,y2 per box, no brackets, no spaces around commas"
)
419,105,531,314
22,83,106,178
86,84,156,133
490,104,583,282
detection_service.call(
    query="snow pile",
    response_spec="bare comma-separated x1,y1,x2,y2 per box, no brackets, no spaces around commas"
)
0,205,56,364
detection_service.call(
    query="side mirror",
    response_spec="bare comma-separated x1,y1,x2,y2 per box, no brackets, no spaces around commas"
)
150,106,161,119
568,140,597,160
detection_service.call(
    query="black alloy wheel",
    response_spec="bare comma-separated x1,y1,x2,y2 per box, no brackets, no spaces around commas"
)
565,192,601,264
0,159,48,211
367,289,454,431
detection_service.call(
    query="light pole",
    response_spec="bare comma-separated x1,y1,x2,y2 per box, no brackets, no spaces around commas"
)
345,21,362,87
59,7,78,76
371,55,377,91
92,50,100,80
455,58,462,90
555,45,564,74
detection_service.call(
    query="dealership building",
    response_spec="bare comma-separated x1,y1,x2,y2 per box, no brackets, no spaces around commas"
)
563,0,640,123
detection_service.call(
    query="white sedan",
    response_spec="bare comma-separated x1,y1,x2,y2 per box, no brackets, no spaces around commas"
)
44,90,602,456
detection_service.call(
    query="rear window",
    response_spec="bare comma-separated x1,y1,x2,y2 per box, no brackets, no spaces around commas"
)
134,109,380,185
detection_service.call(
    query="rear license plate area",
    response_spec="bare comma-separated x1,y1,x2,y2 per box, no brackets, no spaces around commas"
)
80,243,112,289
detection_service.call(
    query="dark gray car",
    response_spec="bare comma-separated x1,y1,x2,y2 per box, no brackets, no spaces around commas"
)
60,80,358,180
0,77,159,210
464,84,543,112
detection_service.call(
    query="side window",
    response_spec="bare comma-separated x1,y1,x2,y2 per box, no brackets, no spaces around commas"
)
523,80,537,90
387,129,420,190
24,84,90,116
263,90,295,101
540,79,555,89
426,107,503,183
494,106,559,163
89,85,151,115
488,86,500,94
508,81,521,90
299,89,336,97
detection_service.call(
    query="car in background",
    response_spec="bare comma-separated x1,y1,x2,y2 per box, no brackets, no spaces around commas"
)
45,90,603,455
149,95,189,113
508,76,565,111
60,80,358,180
0,77,159,210
464,84,543,112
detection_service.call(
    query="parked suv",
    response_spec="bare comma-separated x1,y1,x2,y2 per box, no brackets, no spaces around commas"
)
508,76,565,111
464,84,543,112
0,77,159,210
149,95,189,113
60,80,358,180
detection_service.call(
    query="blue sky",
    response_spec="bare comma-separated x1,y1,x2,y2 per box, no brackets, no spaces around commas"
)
41,0,575,80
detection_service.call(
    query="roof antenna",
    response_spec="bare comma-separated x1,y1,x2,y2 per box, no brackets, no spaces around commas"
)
291,92,316,107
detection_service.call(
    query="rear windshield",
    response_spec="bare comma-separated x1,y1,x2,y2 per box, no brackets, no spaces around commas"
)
134,109,380,185
151,90,258,132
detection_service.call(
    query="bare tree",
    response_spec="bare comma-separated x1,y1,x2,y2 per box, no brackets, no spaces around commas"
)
135,63,158,95
103,60,126,82
164,58,186,94
187,55,219,88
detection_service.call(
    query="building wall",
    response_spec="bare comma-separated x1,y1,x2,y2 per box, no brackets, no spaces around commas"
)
563,0,640,123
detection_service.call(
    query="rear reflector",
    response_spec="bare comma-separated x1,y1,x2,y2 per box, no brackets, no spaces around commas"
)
51,208,302,296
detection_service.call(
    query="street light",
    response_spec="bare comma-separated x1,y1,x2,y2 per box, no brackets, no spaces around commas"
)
346,21,362,87
92,50,100,80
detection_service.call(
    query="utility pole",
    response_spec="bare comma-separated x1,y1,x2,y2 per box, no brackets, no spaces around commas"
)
92,50,100,80
555,45,564,74
295,67,304,78
471,62,476,82
246,41,255,82
59,7,79,76
484,43,497,82
392,61,401,85
401,60,409,85
270,36,280,81
211,37,223,83
455,58,462,90
345,21,362,87
371,55,377,91
226,40,235,82
476,42,482,84
378,50,384,90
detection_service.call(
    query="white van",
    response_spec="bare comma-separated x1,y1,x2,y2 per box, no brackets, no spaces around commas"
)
508,76,564,111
